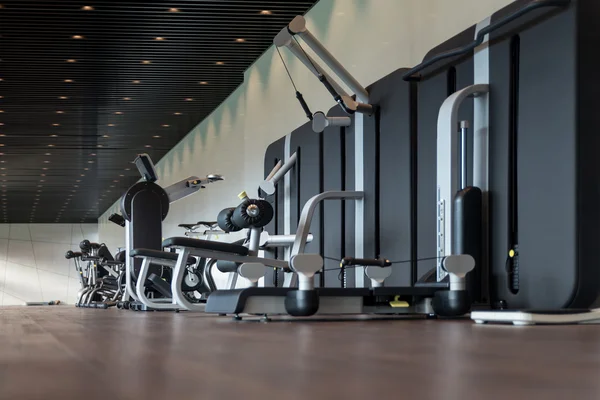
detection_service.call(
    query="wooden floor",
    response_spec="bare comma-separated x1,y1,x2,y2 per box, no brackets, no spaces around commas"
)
0,307,598,400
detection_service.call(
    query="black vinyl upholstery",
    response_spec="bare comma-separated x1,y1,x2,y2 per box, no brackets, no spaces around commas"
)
162,237,249,256
130,248,197,265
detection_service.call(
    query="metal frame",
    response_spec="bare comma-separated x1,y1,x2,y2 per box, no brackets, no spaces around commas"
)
136,257,180,310
312,111,351,133
260,152,297,196
284,190,364,287
436,84,489,282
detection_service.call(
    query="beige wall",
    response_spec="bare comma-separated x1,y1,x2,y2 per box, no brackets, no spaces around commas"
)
99,0,513,275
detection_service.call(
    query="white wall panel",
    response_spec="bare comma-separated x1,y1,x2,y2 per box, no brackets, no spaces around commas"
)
9,224,31,241
0,223,98,305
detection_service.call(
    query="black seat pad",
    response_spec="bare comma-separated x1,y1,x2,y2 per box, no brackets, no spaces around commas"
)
197,221,217,227
178,221,218,230
130,248,197,265
162,237,249,256
178,223,198,229
115,251,126,263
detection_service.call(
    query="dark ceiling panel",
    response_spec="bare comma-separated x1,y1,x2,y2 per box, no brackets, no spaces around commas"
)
0,0,317,223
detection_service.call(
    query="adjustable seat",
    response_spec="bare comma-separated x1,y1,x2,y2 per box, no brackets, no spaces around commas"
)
162,237,249,255
130,248,198,265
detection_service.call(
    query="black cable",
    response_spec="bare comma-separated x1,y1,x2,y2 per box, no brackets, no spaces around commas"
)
276,45,313,120
292,36,347,109
275,46,298,92
323,256,443,273
292,36,321,76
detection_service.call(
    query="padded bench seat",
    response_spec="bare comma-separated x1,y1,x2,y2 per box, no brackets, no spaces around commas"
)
130,248,197,265
178,221,218,229
162,237,249,256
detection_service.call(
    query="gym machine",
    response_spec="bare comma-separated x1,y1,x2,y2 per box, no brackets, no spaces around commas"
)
274,14,375,289
66,240,125,308
120,153,223,311
132,153,316,314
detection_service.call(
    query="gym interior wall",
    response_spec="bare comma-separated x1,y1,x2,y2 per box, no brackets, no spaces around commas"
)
98,0,514,253
0,223,98,305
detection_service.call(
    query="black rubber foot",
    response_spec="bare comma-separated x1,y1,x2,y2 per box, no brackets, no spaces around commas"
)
285,290,319,317
431,290,471,317
261,314,271,322
233,314,242,321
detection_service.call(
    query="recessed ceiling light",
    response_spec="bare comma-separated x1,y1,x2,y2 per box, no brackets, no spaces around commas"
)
113,180,119,183
72,35,84,39
199,81,208,85
42,168,48,170
87,160,94,164
174,112,182,115
84,168,89,171
107,124,115,127
40,180,45,182
66,59,76,63
155,37,165,41
56,111,64,114
141,60,152,65
43,161,50,163
185,98,193,101
119,174,124,177
49,134,58,137
152,135,161,138
144,145,151,148
235,38,245,43
64,79,74,83
260,10,272,15
97,144,103,147
90,153,96,156
123,97,131,101
216,61,224,65
114,111,123,115
0,123,3,126
41,174,46,176
45,153,51,156
0,144,4,147
125,168,131,171
81,6,94,10
168,8,180,12
48,144,55,147
161,124,170,128
0,110,4,113
102,134,110,138
132,80,140,84
0,134,4,137
59,96,68,100
52,123,60,126
80,174,85,176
